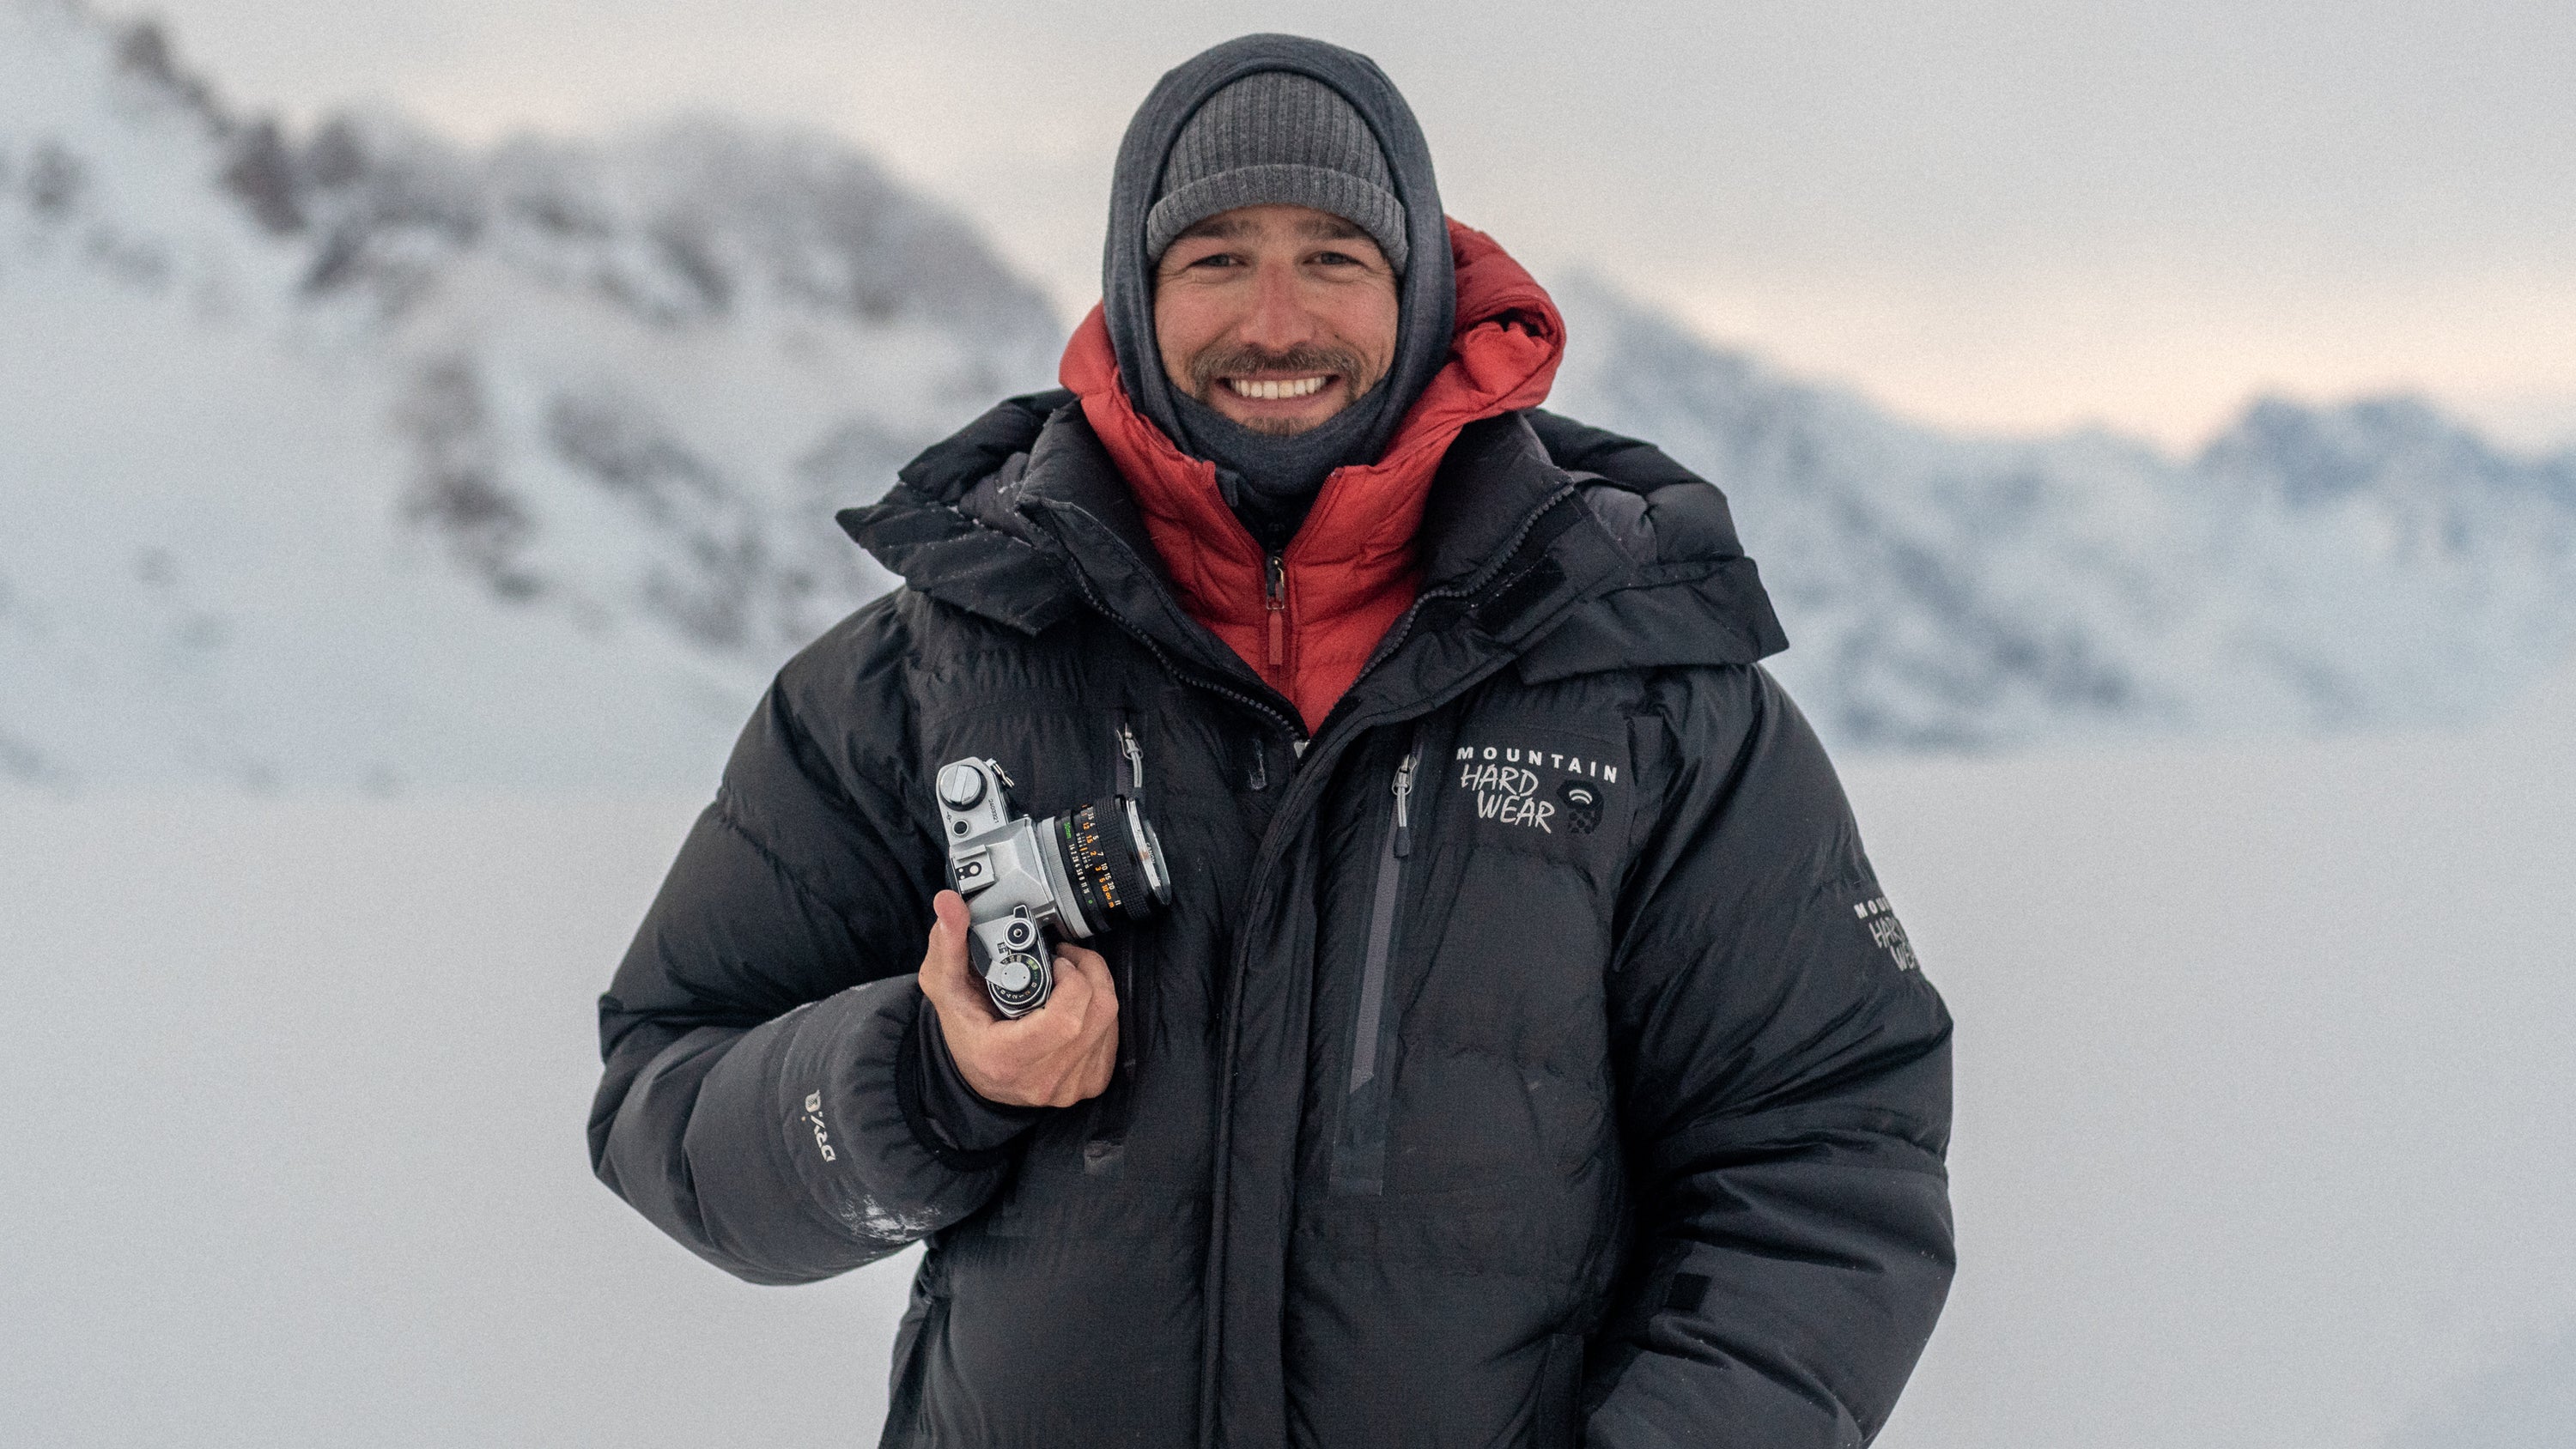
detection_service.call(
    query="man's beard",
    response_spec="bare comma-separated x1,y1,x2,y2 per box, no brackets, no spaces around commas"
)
1187,343,1380,436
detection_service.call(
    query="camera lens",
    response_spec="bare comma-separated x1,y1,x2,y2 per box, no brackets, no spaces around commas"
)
1052,794,1174,932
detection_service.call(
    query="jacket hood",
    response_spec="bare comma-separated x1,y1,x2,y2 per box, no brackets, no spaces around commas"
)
1101,32,1457,532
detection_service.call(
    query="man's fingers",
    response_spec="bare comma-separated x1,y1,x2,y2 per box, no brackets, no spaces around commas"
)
1058,940,1110,982
1057,944,1117,1017
1043,950,1116,1041
1041,949,1094,1022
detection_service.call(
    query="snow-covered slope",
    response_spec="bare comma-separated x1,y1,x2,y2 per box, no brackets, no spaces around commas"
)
0,0,1055,790
5,0,2573,790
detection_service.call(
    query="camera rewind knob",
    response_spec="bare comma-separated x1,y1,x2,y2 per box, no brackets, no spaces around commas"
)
937,761,987,810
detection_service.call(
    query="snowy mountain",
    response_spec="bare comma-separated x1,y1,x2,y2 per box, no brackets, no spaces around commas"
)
5,0,2573,790
1550,282,2576,749
1,0,1056,790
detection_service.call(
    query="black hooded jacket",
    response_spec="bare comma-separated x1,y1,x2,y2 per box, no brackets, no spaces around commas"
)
589,396,1955,1447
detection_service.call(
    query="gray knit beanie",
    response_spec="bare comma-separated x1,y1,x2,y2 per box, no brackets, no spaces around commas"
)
1145,71,1411,275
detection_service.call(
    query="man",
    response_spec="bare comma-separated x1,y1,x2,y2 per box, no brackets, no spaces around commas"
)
591,33,1953,1449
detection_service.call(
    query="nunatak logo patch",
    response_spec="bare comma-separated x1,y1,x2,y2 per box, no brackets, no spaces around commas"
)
1455,743,1618,835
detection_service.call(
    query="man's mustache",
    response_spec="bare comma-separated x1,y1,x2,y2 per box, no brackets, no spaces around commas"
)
1188,343,1374,396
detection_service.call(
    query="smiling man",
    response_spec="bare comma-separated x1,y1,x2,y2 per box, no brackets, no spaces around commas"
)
592,33,1954,1449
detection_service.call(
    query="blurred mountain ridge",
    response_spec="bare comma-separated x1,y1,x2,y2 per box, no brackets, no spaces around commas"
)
1548,278,2576,747
1,0,1057,789
4,0,2572,788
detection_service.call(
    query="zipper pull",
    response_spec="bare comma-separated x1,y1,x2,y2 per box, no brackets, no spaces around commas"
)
1391,747,1418,858
1265,552,1287,670
1118,721,1145,794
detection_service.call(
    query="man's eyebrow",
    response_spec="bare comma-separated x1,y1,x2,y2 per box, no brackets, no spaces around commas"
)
1176,215,1255,243
1297,215,1368,242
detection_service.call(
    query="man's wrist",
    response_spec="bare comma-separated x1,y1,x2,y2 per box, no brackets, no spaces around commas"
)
898,997,1044,1167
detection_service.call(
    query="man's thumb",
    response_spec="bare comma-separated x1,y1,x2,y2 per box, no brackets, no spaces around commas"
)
927,889,972,982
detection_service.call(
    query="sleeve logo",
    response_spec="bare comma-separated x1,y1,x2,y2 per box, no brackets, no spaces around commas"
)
1854,896,1919,972
803,1090,838,1161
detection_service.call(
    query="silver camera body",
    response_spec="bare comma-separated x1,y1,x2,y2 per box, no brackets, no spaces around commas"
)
935,756,1172,1017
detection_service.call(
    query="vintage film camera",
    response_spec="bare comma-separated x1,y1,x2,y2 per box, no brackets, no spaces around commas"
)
935,756,1174,1016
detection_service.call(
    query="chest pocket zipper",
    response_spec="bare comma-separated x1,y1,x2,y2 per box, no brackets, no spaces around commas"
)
1084,715,1149,1176
1332,727,1419,1196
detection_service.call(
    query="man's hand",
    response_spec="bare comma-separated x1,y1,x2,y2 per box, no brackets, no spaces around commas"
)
917,889,1119,1108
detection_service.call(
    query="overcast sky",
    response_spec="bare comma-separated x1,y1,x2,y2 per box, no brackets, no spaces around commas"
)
129,0,2576,450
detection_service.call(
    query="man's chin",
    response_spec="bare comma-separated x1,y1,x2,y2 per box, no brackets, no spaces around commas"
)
1233,414,1328,438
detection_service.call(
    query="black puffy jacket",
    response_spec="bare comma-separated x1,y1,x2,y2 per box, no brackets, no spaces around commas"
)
590,395,1954,1448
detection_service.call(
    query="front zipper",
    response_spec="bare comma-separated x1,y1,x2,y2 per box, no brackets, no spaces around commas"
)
1264,551,1288,672
1332,729,1420,1196
1059,541,1303,746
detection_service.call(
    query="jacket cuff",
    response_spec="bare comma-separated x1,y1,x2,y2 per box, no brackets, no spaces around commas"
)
896,995,1044,1170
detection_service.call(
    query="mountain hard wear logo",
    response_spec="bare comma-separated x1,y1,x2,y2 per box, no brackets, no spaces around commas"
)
1455,744,1617,834
1854,896,1918,972
1557,779,1601,834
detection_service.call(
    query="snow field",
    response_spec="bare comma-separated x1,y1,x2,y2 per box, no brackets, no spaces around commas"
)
0,795,918,1448
1865,667,2576,1448
6,670,2573,1446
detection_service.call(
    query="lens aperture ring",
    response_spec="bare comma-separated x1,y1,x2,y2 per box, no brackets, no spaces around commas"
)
1058,797,1155,928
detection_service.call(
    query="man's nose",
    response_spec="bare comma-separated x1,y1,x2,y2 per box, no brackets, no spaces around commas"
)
1234,259,1318,355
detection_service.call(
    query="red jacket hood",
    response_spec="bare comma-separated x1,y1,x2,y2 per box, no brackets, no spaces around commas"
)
1057,220,1565,728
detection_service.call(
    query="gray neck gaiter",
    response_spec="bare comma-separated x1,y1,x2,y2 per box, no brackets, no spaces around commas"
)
1102,36,1455,553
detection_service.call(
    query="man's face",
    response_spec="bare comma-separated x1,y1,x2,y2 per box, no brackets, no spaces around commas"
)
1152,203,1400,437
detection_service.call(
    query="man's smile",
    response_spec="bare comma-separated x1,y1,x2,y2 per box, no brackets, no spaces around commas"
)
1224,374,1334,400
1203,363,1362,433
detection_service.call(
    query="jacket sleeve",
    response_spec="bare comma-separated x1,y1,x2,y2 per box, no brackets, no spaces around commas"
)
1587,665,1954,1447
586,653,1014,1285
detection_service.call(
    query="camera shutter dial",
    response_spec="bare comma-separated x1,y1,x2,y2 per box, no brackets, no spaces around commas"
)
985,949,1048,1015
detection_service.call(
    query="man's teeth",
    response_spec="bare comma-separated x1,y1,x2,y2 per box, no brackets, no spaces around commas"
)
1228,376,1328,400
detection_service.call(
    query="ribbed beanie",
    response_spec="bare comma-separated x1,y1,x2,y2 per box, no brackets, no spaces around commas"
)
1145,71,1410,275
